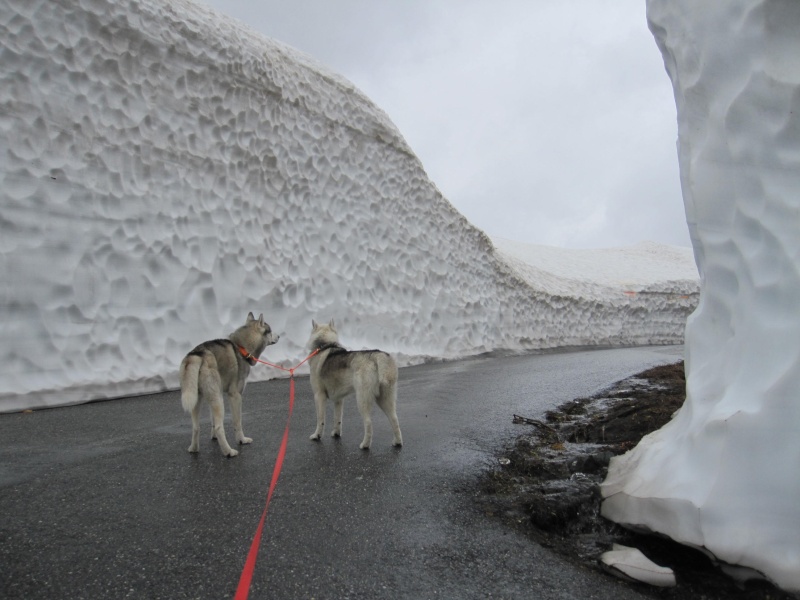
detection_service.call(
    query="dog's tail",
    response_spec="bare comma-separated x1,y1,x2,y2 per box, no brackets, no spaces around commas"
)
375,353,399,396
179,354,203,413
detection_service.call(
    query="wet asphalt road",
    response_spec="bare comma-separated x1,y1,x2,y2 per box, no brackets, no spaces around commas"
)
0,345,683,600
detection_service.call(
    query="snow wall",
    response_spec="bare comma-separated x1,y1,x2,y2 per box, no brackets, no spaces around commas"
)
602,1,800,592
0,0,697,413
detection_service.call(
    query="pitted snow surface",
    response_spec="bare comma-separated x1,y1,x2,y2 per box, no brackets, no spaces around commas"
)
602,0,800,592
0,0,697,413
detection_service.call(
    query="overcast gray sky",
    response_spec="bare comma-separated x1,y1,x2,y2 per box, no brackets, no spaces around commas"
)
199,0,690,249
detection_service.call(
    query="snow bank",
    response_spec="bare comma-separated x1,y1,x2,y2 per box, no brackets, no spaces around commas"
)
0,0,697,413
493,238,697,299
602,1,800,591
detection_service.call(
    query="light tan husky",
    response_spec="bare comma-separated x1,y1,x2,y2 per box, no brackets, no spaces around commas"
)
179,312,279,457
307,320,403,450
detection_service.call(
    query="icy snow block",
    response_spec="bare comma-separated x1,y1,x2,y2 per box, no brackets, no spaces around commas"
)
600,544,675,587
0,0,696,412
602,0,800,592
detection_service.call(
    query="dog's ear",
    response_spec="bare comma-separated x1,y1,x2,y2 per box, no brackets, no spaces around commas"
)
312,319,318,330
247,312,255,323
258,313,265,325
329,318,336,330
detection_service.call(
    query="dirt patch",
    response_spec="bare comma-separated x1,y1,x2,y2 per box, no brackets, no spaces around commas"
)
478,361,794,599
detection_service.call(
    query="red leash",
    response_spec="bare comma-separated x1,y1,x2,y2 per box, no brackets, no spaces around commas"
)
233,349,318,600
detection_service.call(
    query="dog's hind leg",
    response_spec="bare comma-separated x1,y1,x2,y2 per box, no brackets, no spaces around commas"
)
356,390,374,450
377,382,403,448
209,404,217,440
229,391,252,445
201,368,237,457
189,403,201,453
210,396,238,457
310,390,327,441
181,355,202,452
331,396,344,438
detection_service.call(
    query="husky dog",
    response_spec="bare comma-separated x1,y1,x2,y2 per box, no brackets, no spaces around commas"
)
307,320,403,450
179,312,279,457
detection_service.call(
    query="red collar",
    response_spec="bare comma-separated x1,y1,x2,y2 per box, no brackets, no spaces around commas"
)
237,345,257,366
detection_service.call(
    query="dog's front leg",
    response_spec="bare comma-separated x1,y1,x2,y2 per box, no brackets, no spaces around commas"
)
310,390,327,441
229,391,252,445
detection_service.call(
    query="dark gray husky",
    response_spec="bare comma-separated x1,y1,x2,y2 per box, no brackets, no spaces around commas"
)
307,320,403,450
179,312,279,457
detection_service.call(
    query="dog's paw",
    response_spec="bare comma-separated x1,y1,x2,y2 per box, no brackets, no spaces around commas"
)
359,442,370,450
238,437,253,445
226,448,239,457
331,431,341,439
188,445,199,453
309,433,321,441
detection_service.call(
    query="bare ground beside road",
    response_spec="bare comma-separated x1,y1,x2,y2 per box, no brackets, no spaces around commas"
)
478,362,794,600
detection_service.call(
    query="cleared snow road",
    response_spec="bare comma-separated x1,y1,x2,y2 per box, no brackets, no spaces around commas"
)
0,346,682,599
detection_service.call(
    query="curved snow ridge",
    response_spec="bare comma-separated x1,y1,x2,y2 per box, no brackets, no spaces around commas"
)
1,0,696,412
154,0,412,157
